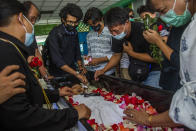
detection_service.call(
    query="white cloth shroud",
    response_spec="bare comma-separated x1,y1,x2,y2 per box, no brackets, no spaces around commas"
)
73,95,125,126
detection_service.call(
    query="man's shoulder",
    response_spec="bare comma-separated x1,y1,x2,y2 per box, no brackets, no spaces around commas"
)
102,27,112,36
131,21,144,28
0,41,15,51
129,22,144,38
87,30,95,37
49,24,64,36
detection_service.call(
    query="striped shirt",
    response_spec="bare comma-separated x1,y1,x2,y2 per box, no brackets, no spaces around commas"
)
86,27,114,75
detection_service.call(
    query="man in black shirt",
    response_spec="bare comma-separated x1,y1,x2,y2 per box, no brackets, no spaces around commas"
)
23,1,53,79
143,0,190,91
0,1,91,130
0,65,26,104
46,4,88,84
95,7,161,88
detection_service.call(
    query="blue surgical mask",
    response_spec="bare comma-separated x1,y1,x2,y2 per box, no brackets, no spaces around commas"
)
160,0,191,27
20,15,35,46
112,25,127,40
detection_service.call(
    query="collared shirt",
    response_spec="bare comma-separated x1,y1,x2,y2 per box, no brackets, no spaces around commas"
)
46,24,82,77
169,13,196,130
86,27,114,75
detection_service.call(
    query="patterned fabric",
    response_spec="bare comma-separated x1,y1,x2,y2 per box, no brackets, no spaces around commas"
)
120,53,130,68
86,27,114,75
77,22,90,32
169,13,196,130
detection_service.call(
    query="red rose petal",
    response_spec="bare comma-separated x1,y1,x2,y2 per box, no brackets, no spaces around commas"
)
111,124,119,131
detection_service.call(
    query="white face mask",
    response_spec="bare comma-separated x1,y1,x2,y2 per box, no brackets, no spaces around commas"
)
19,15,34,46
112,24,127,40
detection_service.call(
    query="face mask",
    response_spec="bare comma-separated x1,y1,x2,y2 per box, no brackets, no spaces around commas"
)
160,0,192,27
66,24,77,32
129,18,135,22
112,25,127,40
91,24,101,32
20,15,34,46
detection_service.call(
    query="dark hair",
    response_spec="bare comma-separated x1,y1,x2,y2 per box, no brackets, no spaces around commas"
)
59,3,83,22
23,1,41,20
146,0,157,11
0,0,26,27
84,7,103,24
124,7,133,14
137,5,155,15
104,7,129,27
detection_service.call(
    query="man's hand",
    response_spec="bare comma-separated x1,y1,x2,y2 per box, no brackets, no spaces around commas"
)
88,58,100,66
143,29,162,45
78,66,87,75
59,86,73,96
27,56,35,64
39,66,54,80
0,65,26,104
76,74,88,84
123,109,150,126
74,104,91,120
123,41,134,53
94,69,105,81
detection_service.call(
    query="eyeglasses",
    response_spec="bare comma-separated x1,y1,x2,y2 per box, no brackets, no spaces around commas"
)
65,20,79,26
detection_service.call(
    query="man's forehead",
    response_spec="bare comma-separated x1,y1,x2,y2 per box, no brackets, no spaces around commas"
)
66,14,77,21
109,25,122,30
29,5,39,15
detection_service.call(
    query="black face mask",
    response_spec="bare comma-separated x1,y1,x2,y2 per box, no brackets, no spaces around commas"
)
66,24,77,32
91,24,101,32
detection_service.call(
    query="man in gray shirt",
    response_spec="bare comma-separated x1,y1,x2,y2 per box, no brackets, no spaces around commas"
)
84,7,115,75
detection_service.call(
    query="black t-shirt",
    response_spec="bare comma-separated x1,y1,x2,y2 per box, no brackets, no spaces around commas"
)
112,22,160,71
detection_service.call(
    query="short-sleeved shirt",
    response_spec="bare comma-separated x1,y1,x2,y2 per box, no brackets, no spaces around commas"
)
86,27,114,75
112,22,160,71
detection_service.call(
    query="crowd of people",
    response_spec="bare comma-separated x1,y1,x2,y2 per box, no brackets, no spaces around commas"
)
0,0,195,130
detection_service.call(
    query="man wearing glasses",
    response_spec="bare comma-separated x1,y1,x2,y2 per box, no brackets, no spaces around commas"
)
23,1,54,79
45,3,88,84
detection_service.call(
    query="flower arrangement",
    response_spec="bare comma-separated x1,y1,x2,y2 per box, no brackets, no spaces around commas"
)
143,14,164,66
29,57,42,78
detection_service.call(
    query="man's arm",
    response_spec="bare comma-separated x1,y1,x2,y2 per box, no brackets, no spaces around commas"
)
94,53,122,80
143,29,173,61
89,57,109,66
123,42,156,63
124,109,181,128
47,33,78,76
60,65,78,77
0,65,26,104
